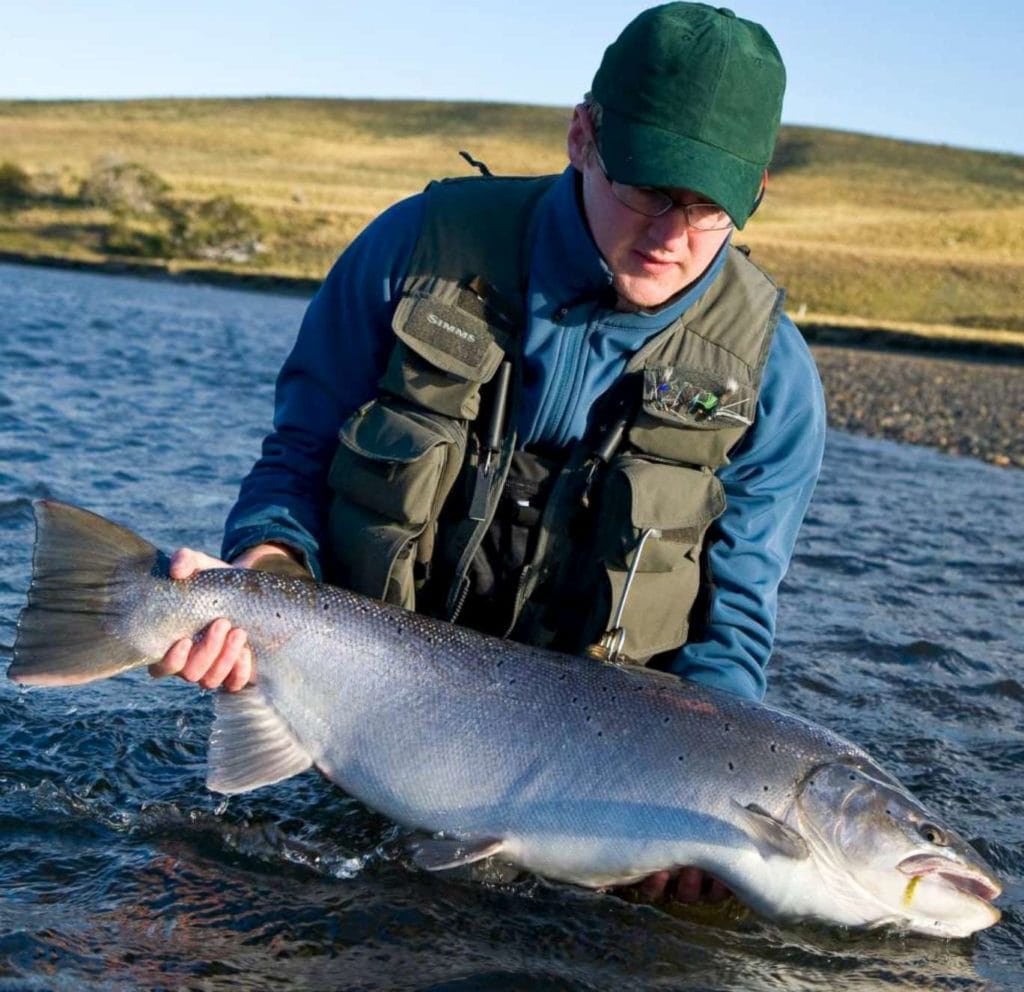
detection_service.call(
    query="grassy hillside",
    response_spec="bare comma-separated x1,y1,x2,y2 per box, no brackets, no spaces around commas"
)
1,98,1022,334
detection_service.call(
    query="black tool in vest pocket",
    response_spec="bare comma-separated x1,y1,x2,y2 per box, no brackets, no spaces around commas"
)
469,360,512,522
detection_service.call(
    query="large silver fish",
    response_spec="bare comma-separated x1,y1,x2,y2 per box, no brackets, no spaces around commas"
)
9,501,1002,937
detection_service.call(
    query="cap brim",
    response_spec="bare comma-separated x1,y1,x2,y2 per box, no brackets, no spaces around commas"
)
598,108,763,229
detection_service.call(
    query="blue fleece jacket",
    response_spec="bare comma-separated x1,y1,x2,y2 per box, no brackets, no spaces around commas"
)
223,168,825,701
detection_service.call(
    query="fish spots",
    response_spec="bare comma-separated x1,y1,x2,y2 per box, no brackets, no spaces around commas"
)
663,716,671,724
728,761,735,771
770,743,778,754
724,722,732,732
902,874,922,908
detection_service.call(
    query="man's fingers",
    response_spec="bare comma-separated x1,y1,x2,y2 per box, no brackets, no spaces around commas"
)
180,618,231,683
168,547,232,581
634,870,671,901
223,646,254,693
198,628,249,690
673,866,704,903
148,638,192,678
148,620,253,690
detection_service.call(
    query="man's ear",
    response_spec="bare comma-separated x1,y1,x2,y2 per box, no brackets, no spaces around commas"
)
748,170,768,217
567,105,590,171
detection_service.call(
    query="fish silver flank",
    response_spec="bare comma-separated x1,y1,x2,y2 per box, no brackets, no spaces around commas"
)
8,502,1003,938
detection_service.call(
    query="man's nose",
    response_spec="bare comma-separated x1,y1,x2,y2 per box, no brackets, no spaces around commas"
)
645,206,692,247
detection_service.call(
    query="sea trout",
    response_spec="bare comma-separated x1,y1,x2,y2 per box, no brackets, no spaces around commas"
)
8,501,1002,937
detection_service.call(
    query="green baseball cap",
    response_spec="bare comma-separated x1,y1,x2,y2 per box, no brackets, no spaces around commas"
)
591,3,785,228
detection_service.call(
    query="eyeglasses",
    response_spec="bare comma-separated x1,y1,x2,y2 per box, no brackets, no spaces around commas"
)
591,145,733,232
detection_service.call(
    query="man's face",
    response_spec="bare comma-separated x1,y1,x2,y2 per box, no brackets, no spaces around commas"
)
567,109,732,311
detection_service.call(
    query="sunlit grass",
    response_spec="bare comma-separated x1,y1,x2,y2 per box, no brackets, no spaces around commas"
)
1,98,1021,332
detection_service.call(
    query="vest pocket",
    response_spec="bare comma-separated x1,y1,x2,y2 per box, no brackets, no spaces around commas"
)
630,365,755,467
327,400,466,607
594,456,725,661
381,292,507,419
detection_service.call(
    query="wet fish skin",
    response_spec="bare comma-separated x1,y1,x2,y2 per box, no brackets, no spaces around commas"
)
9,501,1003,937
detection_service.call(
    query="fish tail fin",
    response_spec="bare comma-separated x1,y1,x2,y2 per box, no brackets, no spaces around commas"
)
9,500,162,686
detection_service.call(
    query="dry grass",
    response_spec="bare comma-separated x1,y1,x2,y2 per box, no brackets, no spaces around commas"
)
1,99,1022,333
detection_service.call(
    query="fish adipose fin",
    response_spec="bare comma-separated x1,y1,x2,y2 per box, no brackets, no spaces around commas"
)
409,836,506,871
733,801,809,860
10,501,160,686
207,687,313,794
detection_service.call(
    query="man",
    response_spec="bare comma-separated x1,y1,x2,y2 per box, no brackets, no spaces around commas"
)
152,3,825,904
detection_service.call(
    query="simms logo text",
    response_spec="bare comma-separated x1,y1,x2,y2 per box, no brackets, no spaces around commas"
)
427,312,476,343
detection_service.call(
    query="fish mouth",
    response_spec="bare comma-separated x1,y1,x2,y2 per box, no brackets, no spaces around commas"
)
898,853,1003,903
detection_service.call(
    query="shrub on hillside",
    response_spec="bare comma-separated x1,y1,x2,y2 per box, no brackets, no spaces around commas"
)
100,216,175,258
0,161,34,207
171,195,264,262
79,158,170,214
99,192,264,263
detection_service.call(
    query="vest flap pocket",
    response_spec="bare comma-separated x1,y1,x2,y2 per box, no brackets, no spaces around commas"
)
605,567,694,661
599,457,725,572
327,502,417,608
393,294,504,384
330,402,464,527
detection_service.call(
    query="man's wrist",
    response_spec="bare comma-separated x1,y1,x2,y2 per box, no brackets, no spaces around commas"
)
233,542,312,579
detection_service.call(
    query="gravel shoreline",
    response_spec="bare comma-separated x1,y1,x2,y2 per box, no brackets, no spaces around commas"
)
809,344,1024,469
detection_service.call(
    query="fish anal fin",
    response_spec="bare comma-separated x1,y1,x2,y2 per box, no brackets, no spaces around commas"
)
409,836,506,872
733,800,809,861
207,686,313,794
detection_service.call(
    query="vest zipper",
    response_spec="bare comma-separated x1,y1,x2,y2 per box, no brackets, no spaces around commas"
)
448,575,471,624
501,564,533,638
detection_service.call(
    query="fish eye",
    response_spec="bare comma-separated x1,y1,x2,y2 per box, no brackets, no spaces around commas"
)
918,822,947,846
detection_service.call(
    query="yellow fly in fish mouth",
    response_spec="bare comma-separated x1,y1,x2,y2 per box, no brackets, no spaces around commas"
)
901,874,922,908
789,763,1002,938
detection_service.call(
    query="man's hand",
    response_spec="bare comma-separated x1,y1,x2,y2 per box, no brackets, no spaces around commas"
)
623,867,731,904
147,542,300,692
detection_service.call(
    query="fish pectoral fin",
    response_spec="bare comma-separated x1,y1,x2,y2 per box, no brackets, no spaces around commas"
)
206,686,313,794
409,836,506,872
733,801,809,861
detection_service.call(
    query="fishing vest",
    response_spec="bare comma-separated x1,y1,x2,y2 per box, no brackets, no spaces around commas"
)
325,174,785,665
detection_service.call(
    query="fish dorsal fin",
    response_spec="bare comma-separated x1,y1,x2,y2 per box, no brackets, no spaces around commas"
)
409,836,506,871
207,686,313,794
733,801,809,861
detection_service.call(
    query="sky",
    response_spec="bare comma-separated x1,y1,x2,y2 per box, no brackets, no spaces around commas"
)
4,0,1023,156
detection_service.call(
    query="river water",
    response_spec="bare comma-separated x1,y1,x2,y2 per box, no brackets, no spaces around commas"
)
0,261,1021,991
